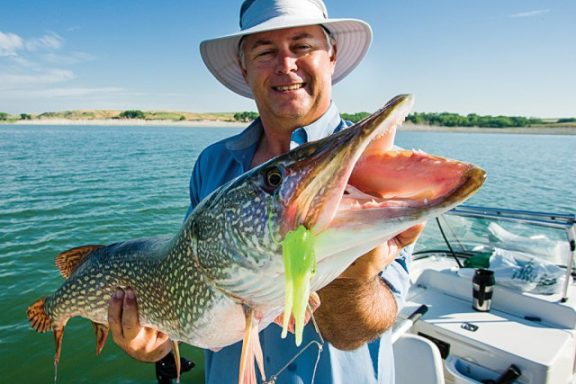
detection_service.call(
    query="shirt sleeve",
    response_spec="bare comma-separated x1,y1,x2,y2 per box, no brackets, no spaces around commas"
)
185,151,205,219
380,244,414,312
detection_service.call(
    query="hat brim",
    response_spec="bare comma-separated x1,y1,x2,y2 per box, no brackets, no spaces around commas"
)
200,17,372,98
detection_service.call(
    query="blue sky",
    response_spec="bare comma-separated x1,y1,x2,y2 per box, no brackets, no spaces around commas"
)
1,0,574,117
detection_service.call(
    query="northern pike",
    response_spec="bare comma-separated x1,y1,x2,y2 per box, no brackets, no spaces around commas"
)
27,94,485,383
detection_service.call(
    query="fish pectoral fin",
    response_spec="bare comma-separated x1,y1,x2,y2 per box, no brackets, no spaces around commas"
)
172,340,181,384
238,307,265,384
54,327,64,365
55,245,104,279
91,322,109,356
49,326,65,382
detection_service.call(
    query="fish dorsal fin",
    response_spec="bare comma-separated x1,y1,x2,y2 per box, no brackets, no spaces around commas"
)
55,245,103,279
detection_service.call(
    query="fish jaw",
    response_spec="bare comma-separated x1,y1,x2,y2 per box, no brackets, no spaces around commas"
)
310,151,486,289
278,94,415,236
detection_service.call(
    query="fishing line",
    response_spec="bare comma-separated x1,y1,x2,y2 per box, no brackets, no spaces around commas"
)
308,306,325,384
263,304,325,384
436,216,464,268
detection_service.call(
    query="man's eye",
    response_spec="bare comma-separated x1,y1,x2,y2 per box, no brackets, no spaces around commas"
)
256,50,274,58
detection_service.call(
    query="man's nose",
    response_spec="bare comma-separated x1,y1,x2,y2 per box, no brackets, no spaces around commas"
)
274,51,298,74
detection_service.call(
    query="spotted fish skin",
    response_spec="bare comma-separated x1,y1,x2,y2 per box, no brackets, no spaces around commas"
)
37,233,241,348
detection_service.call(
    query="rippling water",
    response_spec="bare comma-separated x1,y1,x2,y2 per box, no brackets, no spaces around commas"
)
1,124,574,383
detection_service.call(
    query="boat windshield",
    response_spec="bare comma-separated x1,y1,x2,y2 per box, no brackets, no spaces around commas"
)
414,205,576,270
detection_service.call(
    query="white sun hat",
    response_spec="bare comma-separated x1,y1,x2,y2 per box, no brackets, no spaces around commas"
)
200,0,372,98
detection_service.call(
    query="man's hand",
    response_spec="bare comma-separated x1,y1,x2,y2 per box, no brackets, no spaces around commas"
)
314,223,425,350
108,287,172,362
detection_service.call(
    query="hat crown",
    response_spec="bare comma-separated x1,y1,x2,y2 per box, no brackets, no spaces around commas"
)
240,0,328,30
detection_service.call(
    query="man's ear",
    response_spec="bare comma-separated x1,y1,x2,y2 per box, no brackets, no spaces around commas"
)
238,60,249,83
330,44,337,74
331,44,337,63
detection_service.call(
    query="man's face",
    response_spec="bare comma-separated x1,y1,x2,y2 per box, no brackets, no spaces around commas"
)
240,25,336,126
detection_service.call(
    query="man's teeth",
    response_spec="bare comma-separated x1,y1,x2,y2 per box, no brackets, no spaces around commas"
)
275,84,303,91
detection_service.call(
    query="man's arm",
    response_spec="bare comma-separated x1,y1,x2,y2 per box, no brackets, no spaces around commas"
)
313,224,425,350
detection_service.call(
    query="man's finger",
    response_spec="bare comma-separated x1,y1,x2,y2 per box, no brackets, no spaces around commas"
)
108,288,125,339
308,292,321,313
153,330,170,346
121,287,141,339
395,223,426,248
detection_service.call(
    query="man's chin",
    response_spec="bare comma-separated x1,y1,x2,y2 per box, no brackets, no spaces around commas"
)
270,102,311,120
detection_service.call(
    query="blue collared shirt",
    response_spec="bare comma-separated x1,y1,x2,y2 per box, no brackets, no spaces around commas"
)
187,102,411,384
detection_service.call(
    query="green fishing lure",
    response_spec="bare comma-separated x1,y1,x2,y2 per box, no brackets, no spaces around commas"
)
280,225,317,346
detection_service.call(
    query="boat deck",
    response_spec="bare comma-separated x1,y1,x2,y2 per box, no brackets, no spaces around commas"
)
399,257,576,383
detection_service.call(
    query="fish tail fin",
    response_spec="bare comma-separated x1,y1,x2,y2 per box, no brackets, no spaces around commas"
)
55,245,103,279
238,307,265,384
91,322,109,356
27,297,52,333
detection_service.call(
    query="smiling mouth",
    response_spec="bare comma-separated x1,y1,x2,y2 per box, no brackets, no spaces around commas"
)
273,84,305,92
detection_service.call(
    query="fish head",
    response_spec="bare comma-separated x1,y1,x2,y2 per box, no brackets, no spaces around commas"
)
190,94,486,305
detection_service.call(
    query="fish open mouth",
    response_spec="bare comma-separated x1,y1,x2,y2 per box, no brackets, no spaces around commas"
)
282,94,486,240
332,149,486,228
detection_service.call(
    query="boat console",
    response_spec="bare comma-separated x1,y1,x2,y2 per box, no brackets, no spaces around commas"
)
396,206,576,384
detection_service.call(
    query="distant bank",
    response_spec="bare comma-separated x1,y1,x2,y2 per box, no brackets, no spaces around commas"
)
4,118,575,135
2,108,575,134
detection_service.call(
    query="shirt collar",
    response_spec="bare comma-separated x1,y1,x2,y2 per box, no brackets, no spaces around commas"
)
225,101,343,169
290,102,342,149
225,118,263,172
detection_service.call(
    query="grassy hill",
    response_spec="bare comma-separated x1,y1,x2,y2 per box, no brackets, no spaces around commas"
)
0,110,238,123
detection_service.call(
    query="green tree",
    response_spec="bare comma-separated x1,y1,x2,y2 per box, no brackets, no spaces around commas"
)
20,113,32,120
341,112,370,123
119,110,145,119
233,111,259,122
407,112,426,125
0,112,8,121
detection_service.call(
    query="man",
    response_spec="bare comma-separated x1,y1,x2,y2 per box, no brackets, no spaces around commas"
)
108,0,423,382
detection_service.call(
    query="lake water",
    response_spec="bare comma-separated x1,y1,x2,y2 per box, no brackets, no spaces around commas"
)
1,124,574,383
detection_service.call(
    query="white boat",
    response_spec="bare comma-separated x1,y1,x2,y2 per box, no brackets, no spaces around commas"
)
392,206,576,384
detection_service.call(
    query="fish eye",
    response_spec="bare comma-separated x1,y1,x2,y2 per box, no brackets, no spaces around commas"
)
263,167,283,192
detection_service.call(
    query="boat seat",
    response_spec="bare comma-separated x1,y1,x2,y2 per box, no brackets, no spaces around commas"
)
393,333,445,384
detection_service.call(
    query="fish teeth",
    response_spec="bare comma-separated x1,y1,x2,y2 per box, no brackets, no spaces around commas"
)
375,125,394,139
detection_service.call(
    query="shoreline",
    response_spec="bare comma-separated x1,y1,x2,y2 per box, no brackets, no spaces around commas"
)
3,119,575,135
5,118,246,128
401,124,576,135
